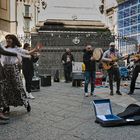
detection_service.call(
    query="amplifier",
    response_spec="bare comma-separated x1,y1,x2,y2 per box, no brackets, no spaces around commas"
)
31,77,40,91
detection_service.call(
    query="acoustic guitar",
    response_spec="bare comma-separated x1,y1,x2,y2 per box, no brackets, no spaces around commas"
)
130,53,140,60
102,57,124,70
102,53,140,70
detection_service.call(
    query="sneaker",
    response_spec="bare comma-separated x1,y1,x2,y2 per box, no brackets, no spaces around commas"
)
90,92,95,96
116,91,122,95
28,93,35,99
85,93,89,97
93,94,96,97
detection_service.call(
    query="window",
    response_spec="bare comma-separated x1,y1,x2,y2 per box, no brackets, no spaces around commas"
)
118,11,124,19
118,29,123,35
118,4,124,10
24,5,30,17
124,18,130,27
24,20,30,31
124,8,130,18
131,16,137,25
138,14,140,23
137,35,140,43
138,4,140,13
0,0,7,10
131,26,137,34
124,1,130,8
138,24,140,32
131,0,138,5
131,6,137,15
118,20,124,28
124,27,131,35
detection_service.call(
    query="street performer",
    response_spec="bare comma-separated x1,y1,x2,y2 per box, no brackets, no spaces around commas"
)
102,42,122,96
128,44,140,95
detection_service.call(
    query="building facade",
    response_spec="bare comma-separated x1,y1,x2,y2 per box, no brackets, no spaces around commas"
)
0,0,46,44
0,0,17,42
117,0,139,54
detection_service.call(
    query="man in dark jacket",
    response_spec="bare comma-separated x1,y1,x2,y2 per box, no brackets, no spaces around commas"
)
22,43,39,99
61,48,74,83
128,44,140,95
83,44,96,97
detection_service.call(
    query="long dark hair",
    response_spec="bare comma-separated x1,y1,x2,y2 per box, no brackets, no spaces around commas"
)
5,34,21,48
23,43,30,49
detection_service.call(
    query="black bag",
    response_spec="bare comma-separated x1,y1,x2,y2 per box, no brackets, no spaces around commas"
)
117,104,140,125
54,70,60,82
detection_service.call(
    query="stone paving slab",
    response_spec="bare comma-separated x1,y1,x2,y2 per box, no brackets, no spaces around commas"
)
0,82,140,140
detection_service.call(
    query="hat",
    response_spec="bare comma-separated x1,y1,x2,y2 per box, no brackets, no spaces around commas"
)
109,42,115,46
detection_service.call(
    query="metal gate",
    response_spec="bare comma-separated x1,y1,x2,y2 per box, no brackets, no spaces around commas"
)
31,31,114,78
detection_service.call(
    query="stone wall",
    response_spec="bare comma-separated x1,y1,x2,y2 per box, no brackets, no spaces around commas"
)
31,31,113,78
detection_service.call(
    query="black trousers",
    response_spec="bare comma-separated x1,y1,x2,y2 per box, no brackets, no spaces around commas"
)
64,65,72,82
108,67,121,91
130,65,140,92
23,71,33,93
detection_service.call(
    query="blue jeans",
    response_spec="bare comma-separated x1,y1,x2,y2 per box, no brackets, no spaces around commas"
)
84,71,96,93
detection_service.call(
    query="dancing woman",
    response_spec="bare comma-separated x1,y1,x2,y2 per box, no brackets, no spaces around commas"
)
0,43,18,123
1,34,38,113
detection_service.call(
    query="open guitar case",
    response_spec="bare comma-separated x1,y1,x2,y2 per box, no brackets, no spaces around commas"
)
93,99,140,127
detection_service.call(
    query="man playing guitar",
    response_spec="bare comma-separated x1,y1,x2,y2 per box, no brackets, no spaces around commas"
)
102,42,122,96
128,44,140,95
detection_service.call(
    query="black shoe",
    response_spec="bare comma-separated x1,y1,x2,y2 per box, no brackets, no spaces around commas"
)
110,91,114,96
116,91,122,95
90,92,93,96
0,113,9,120
0,120,9,125
128,91,133,95
2,107,10,113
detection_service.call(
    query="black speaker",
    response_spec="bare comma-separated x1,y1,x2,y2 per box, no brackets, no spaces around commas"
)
31,77,40,91
40,75,51,86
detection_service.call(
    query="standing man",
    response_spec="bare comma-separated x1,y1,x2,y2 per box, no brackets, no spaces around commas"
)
102,42,122,96
128,45,140,95
83,44,96,97
22,43,39,99
61,48,74,83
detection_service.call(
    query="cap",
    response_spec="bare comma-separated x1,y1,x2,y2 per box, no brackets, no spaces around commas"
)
109,42,115,46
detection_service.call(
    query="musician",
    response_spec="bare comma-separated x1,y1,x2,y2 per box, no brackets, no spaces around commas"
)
128,44,140,95
61,48,74,83
83,44,96,97
102,42,122,95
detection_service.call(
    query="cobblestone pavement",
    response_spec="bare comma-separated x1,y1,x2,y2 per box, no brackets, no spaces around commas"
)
0,81,140,140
